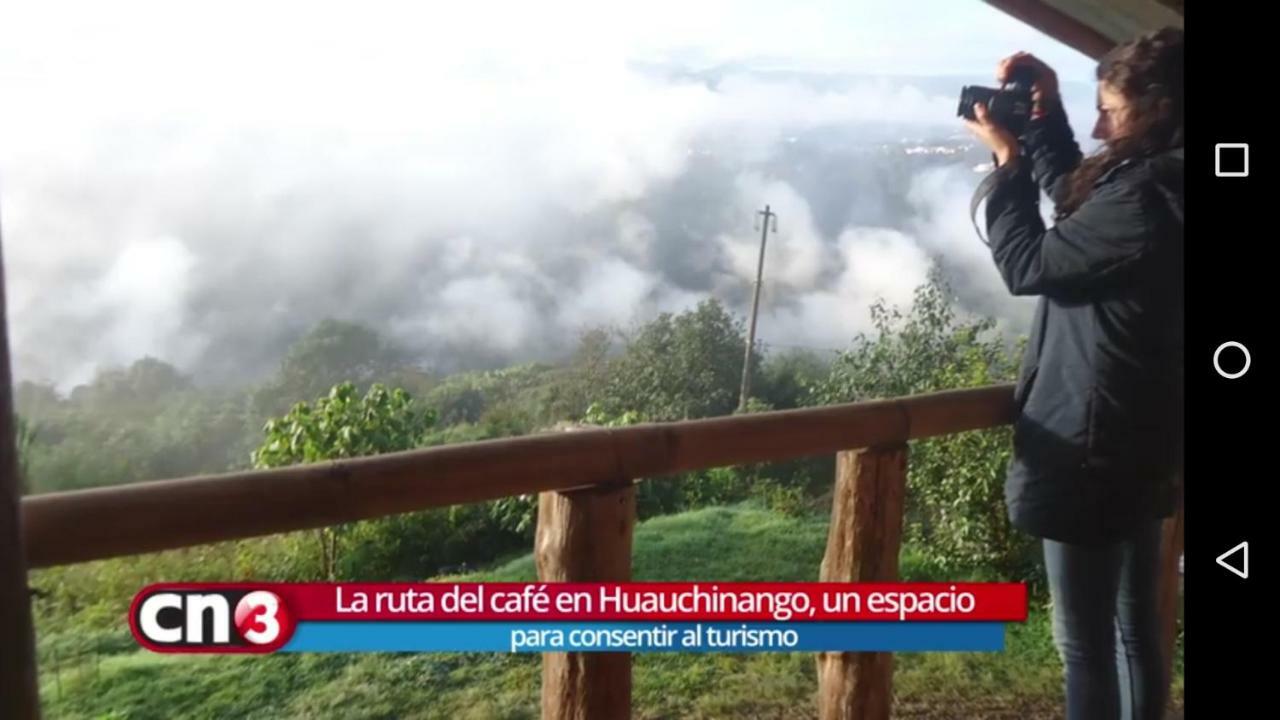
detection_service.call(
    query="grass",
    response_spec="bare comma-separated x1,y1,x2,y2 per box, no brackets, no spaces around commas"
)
35,503,1184,719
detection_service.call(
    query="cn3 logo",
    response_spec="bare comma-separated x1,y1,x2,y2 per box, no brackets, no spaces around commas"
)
130,586,295,653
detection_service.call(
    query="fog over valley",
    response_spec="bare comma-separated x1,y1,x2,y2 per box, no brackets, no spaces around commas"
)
0,1,1100,391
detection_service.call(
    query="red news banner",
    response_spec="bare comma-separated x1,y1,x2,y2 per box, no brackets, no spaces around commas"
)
129,582,1026,653
278,582,1027,622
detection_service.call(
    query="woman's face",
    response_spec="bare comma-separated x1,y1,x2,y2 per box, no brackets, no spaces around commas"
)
1092,81,1132,142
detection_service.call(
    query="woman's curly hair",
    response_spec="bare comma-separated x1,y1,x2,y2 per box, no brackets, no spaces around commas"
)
1057,27,1184,218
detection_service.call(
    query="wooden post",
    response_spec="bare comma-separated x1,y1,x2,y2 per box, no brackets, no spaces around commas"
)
0,215,41,718
536,476,636,720
1157,475,1185,691
816,446,908,720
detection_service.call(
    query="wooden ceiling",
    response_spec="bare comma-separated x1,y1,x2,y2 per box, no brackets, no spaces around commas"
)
983,0,1185,59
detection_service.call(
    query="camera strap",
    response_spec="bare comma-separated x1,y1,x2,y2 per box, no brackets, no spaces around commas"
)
969,154,1005,245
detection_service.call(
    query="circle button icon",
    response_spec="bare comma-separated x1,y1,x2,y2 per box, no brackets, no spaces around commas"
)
1213,341,1251,379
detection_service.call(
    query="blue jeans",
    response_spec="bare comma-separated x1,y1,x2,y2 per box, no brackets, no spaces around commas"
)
1043,520,1167,720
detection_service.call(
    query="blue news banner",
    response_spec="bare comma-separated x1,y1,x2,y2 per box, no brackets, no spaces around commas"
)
282,622,1005,653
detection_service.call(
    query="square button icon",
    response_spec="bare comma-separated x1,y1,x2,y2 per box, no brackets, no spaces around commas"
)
1216,143,1249,177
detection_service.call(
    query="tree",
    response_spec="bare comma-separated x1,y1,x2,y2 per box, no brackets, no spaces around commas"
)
253,380,535,580
423,363,561,430
544,327,616,421
148,392,258,476
755,348,833,410
69,357,193,418
17,358,258,493
809,268,1034,578
601,299,757,421
253,382,436,578
14,381,61,420
252,319,409,419
808,268,1011,402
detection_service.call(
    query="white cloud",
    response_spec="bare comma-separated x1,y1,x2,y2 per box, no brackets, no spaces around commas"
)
718,174,831,291
0,0,1098,387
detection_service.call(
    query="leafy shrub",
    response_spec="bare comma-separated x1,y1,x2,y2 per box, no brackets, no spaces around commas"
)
809,269,1036,579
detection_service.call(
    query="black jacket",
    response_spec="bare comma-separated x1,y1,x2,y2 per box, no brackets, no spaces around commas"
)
985,105,1184,544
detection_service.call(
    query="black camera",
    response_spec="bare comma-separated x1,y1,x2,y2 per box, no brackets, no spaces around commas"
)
957,65,1036,137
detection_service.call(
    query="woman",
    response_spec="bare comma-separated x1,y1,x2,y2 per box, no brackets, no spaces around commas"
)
965,28,1184,720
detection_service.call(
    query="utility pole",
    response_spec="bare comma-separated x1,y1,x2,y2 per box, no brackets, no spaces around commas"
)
738,204,776,411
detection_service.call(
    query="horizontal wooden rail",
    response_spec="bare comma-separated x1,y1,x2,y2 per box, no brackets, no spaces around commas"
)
22,384,1014,568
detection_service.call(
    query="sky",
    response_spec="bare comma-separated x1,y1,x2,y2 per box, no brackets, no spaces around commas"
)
0,0,1100,389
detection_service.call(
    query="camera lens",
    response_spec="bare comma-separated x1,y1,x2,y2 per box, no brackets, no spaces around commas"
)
957,86,996,121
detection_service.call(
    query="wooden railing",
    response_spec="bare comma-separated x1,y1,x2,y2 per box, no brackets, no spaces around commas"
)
6,384,1184,719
